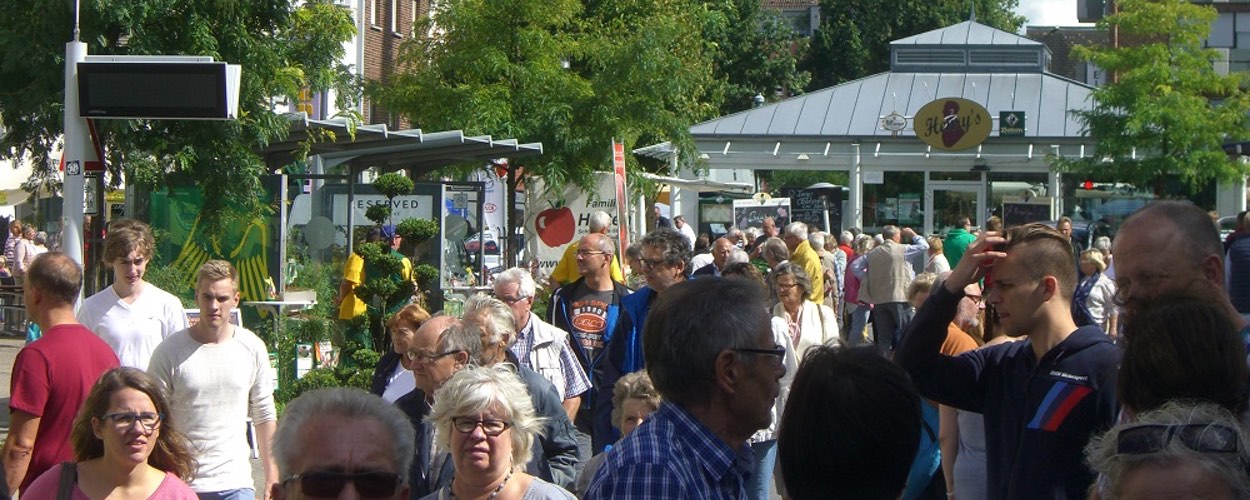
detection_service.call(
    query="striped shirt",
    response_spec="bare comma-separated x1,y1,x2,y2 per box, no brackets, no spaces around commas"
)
585,401,754,499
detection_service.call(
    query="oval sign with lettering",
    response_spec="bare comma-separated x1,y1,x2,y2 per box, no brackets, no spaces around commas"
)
913,98,992,151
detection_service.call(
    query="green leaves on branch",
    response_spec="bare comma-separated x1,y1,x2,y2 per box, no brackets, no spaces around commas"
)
373,172,415,200
1056,0,1250,193
397,219,439,242
365,204,392,226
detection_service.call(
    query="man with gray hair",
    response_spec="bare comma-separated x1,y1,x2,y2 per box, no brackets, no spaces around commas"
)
692,237,735,277
594,228,691,452
462,295,583,489
782,222,825,302
494,267,590,420
586,277,784,498
856,225,928,354
549,210,624,288
271,388,414,500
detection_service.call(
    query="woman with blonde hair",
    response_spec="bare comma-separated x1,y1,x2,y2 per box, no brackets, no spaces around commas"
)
1074,249,1118,337
23,367,197,500
422,365,573,499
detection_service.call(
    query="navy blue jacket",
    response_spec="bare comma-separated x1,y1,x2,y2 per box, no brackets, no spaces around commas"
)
896,286,1119,500
592,285,656,452
370,350,404,396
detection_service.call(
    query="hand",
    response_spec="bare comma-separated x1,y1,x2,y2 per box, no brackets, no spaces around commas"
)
945,231,1007,294
901,227,917,241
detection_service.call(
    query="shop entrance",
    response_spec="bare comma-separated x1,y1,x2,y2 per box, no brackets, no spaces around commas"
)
926,181,984,236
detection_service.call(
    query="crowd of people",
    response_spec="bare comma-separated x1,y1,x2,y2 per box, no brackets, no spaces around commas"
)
3,203,1250,500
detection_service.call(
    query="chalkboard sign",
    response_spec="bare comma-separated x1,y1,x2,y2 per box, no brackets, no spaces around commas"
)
779,188,843,233
1002,203,1051,227
733,199,791,231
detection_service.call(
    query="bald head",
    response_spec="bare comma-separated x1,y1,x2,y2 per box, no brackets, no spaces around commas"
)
416,315,458,346
1114,202,1229,318
712,238,734,269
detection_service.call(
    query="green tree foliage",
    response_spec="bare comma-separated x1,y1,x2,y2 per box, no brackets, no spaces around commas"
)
375,0,720,191
704,0,810,114
1056,0,1250,193
0,0,357,239
802,0,1024,89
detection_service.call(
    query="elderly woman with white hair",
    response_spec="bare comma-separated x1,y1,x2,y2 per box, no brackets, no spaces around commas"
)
421,365,575,500
1085,401,1250,500
770,262,839,361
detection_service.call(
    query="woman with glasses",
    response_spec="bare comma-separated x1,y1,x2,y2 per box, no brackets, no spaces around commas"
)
371,303,432,402
23,367,196,500
1085,401,1250,499
770,262,839,362
421,365,574,499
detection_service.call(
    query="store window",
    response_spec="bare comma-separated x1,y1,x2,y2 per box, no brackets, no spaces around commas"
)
861,171,924,232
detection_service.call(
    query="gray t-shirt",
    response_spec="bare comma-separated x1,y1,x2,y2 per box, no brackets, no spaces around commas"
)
422,477,575,500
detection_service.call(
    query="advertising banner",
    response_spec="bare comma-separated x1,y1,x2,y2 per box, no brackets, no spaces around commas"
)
524,172,619,279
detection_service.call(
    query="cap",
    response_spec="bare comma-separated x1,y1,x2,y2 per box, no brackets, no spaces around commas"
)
381,225,398,239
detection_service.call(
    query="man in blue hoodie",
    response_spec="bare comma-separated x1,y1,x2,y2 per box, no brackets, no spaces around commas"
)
592,228,690,452
896,223,1119,499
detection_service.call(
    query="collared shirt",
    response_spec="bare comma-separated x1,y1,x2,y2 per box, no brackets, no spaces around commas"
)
512,313,592,400
585,401,755,499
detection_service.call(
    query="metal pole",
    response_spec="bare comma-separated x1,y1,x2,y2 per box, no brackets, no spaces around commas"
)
62,40,89,269
850,142,863,229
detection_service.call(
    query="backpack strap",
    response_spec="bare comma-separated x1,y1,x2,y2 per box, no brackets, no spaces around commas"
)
57,462,78,500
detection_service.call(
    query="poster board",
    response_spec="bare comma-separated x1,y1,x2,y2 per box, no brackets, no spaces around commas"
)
778,189,842,233
733,198,791,231
1002,201,1052,227
523,172,620,280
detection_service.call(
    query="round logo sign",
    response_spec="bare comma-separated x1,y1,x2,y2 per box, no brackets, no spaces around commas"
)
913,98,992,151
881,112,907,132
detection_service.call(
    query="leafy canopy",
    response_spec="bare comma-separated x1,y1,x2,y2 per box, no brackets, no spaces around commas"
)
802,0,1024,89
1056,0,1250,192
0,0,357,238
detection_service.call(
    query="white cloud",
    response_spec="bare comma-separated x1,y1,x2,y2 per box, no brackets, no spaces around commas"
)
1013,0,1085,27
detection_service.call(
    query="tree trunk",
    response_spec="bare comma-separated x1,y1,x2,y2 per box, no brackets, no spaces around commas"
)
505,164,519,269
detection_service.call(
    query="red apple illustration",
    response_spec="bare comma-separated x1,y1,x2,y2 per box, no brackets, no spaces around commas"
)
536,205,575,247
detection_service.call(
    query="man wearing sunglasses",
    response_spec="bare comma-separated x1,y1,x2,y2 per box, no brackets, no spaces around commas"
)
271,388,414,500
896,224,1120,499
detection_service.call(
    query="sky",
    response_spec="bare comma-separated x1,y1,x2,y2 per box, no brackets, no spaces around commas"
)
1013,0,1085,28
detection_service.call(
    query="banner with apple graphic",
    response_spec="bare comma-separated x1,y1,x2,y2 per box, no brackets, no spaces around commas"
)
524,172,620,280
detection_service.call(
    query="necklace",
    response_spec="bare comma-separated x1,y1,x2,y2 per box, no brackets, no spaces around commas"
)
450,470,513,500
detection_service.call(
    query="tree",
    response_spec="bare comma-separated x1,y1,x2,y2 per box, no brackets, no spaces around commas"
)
1055,0,1250,194
375,0,720,266
704,0,810,114
802,0,1025,89
0,0,357,239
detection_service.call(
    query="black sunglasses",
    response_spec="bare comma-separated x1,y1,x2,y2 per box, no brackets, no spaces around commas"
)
1117,423,1240,455
282,471,402,498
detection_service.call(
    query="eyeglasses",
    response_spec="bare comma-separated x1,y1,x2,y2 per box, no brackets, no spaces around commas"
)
451,417,513,436
494,294,530,305
964,295,982,304
406,350,462,363
638,258,668,270
576,250,607,257
282,471,403,498
732,345,787,365
775,282,799,291
102,412,163,431
1117,423,1240,455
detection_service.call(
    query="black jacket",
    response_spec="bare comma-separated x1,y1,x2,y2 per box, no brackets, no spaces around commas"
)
370,350,404,396
896,285,1120,499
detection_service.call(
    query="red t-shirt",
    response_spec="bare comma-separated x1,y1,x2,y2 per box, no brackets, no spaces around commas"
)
10,323,119,491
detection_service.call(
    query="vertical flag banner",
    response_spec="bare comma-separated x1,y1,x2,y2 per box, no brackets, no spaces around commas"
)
612,141,630,272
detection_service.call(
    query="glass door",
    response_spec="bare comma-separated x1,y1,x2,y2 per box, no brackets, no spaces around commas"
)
925,181,985,237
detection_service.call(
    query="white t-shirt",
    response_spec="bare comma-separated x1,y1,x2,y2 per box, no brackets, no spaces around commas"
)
78,283,188,370
148,325,277,493
381,363,416,403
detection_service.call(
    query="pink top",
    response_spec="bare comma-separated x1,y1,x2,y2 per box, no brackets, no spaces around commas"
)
844,255,866,306
23,463,199,500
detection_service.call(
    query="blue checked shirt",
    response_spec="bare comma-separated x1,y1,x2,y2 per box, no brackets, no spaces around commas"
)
585,401,755,499
510,313,592,400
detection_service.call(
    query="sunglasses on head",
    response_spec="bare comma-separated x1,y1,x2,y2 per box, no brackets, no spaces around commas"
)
1116,423,1240,455
282,471,402,498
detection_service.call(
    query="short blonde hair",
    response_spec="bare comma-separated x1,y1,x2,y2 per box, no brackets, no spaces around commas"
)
196,260,238,291
611,371,661,431
427,365,545,467
1080,249,1106,273
907,272,939,304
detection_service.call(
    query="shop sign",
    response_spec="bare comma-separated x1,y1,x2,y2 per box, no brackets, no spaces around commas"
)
913,98,992,151
1000,111,1026,137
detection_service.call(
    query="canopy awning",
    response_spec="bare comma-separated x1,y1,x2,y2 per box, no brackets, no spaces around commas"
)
256,113,544,176
639,172,753,193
